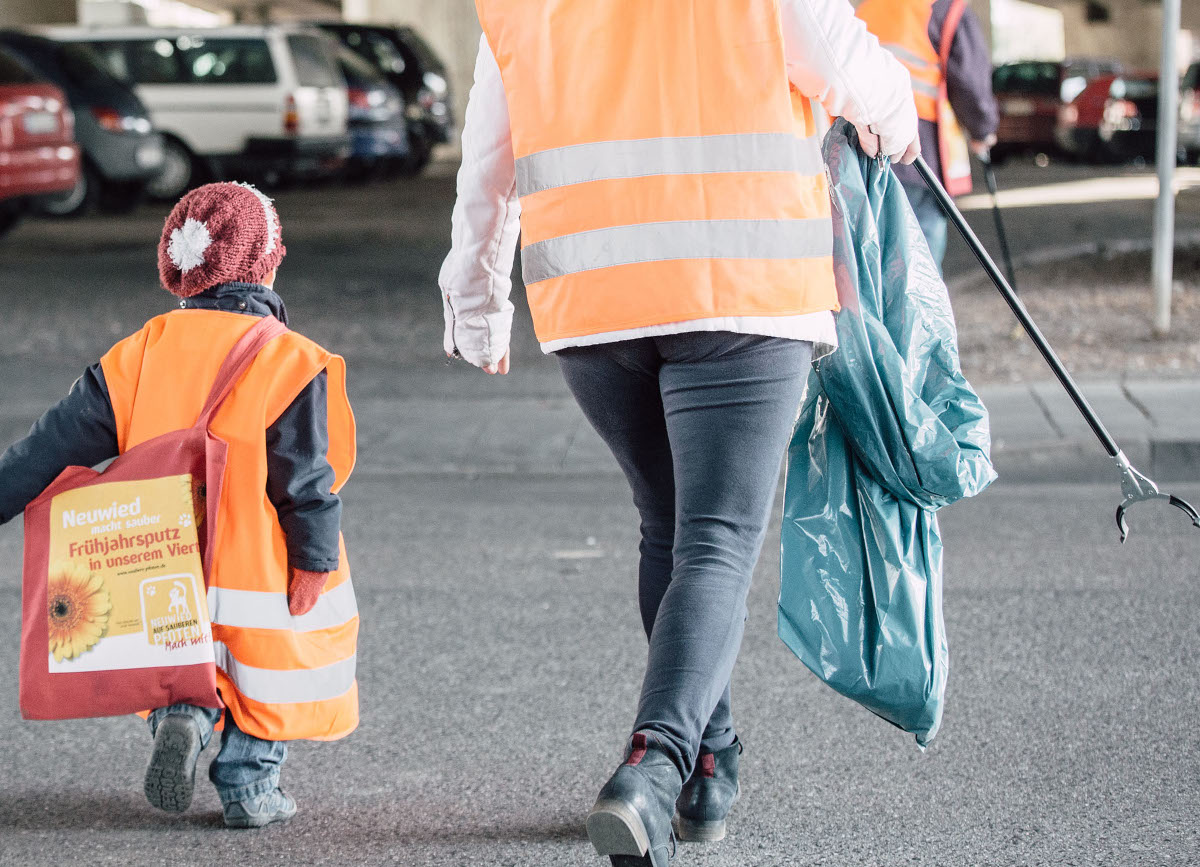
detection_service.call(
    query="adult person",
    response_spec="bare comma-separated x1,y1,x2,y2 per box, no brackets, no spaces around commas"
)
857,0,1000,269
439,3,919,865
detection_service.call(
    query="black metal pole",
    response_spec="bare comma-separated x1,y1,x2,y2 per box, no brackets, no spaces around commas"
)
980,155,1019,292
913,156,1121,458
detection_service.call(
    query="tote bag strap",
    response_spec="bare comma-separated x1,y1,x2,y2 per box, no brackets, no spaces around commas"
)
194,315,290,430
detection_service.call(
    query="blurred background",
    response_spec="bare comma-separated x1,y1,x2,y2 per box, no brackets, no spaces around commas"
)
0,0,1195,384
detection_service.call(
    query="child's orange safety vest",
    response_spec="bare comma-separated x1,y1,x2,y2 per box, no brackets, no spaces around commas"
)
101,309,358,742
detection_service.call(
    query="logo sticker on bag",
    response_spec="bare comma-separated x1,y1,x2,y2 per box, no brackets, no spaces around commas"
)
44,474,213,674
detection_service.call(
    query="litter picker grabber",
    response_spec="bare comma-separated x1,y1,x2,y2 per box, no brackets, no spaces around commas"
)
978,151,1019,293
913,155,1200,543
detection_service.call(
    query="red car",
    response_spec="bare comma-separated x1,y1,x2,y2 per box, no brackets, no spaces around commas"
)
992,58,1122,161
0,46,80,238
1056,72,1161,162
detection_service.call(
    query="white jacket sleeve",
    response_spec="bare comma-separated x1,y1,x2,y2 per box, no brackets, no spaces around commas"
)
780,0,918,158
438,34,521,368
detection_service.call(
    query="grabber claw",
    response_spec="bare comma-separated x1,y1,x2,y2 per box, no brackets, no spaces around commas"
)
1114,451,1200,543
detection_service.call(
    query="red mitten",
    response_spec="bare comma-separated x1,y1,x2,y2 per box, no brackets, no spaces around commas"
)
288,568,331,616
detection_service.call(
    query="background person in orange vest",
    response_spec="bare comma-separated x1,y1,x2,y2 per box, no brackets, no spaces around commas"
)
856,0,999,268
441,2,919,864
0,182,358,829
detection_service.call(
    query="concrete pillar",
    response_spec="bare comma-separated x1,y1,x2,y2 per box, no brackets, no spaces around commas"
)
0,0,77,25
343,0,480,157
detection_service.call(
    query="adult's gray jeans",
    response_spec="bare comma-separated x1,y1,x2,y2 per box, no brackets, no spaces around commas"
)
558,332,812,780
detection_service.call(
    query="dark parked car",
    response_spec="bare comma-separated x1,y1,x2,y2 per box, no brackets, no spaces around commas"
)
0,31,162,215
1181,62,1200,164
0,46,80,238
334,42,408,178
316,22,451,174
993,58,1122,161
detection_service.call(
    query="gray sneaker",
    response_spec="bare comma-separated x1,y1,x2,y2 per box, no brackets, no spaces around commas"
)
144,714,203,813
222,788,298,829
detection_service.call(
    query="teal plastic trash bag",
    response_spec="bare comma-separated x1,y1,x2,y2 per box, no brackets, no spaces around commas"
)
778,121,996,748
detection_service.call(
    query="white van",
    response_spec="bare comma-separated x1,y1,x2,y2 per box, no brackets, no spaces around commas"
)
45,25,350,198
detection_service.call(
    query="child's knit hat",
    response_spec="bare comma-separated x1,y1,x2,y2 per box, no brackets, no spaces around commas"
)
158,182,286,298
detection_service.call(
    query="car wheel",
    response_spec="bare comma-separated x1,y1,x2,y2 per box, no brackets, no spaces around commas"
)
0,204,22,240
99,179,149,215
400,137,433,176
40,162,100,218
148,138,196,200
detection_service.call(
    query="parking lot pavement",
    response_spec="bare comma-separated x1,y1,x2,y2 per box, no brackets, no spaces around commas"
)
943,159,1200,281
0,168,1196,484
1,476,1198,866
0,167,1197,864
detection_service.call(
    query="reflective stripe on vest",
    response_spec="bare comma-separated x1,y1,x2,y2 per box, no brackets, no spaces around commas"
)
476,0,837,343
208,578,358,634
213,641,356,705
523,218,832,285
857,0,942,122
881,43,941,99
515,133,826,197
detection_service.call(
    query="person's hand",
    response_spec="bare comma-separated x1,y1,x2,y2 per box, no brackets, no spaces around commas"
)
483,350,510,376
288,568,330,616
895,135,921,165
970,134,998,158
854,124,921,165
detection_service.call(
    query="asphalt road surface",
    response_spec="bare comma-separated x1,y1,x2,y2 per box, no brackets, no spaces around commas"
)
0,163,1197,866
1,478,1197,866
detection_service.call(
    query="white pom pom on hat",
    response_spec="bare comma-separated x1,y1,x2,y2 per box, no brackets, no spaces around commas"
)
166,218,212,273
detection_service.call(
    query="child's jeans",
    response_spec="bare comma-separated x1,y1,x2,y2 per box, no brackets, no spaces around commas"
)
148,704,288,805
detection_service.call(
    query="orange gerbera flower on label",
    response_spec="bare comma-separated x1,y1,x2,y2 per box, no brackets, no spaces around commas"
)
47,563,111,662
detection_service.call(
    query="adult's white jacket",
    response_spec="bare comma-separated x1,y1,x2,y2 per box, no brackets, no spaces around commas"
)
440,0,919,367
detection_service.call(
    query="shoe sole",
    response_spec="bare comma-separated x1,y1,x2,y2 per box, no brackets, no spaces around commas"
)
144,717,201,813
673,784,740,843
587,798,651,858
223,803,297,829
672,814,726,842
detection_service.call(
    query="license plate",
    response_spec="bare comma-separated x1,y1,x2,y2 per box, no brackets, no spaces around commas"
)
22,111,57,135
1004,98,1036,117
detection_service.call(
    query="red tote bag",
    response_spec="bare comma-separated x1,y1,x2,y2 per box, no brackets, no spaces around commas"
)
19,315,289,720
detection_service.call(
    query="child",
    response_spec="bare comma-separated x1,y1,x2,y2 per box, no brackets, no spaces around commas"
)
0,182,358,829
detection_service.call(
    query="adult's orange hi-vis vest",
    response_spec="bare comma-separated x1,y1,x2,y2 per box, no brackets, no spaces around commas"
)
101,309,359,742
856,0,942,122
475,0,837,344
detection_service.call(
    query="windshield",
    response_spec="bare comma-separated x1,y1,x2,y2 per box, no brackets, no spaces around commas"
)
336,43,384,84
394,27,443,73
0,46,36,84
58,42,123,88
339,28,406,76
287,34,340,88
993,62,1060,97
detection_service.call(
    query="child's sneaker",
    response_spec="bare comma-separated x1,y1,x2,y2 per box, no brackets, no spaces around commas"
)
144,714,203,812
222,788,297,829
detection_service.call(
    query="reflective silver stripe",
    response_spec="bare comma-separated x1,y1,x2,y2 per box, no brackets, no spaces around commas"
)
912,79,940,99
207,579,357,634
521,218,832,285
213,641,356,705
883,42,937,70
515,133,824,196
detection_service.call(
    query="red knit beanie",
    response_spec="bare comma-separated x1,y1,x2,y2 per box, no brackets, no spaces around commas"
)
158,182,286,298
